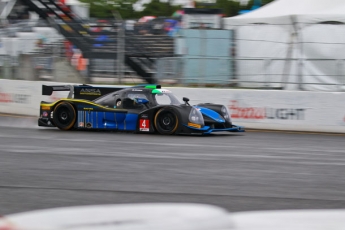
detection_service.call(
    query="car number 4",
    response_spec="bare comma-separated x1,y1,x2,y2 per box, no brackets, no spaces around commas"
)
139,119,149,131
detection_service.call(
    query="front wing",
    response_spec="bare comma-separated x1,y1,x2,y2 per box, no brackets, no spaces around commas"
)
181,123,245,135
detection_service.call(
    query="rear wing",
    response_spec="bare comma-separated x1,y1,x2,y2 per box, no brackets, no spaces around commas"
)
42,85,73,97
42,84,124,101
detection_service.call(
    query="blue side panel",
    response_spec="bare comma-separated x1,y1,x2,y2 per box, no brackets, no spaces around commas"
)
92,111,97,129
126,113,138,131
104,112,115,129
86,111,90,125
77,110,84,128
103,112,127,129
117,113,138,131
83,111,97,129
77,110,128,130
90,111,102,129
97,112,105,129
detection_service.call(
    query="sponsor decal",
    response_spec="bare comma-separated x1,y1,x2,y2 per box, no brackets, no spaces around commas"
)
79,122,84,127
141,114,148,118
188,122,201,129
229,100,306,120
0,92,31,104
139,119,149,131
80,88,101,96
0,93,11,103
41,106,51,110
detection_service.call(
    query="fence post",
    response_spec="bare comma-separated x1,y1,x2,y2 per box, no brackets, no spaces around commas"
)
336,59,344,92
263,59,271,88
297,59,304,90
156,58,162,83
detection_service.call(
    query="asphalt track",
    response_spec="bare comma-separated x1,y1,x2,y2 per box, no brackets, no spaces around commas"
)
0,115,345,215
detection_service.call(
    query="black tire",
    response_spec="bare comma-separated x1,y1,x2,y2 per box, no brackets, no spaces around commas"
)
53,102,76,130
154,108,179,135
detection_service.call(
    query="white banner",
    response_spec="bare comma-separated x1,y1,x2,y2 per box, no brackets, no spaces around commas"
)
0,80,344,133
169,88,345,133
0,80,69,116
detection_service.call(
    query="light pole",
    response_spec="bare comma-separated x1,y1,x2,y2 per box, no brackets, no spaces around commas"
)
112,10,125,85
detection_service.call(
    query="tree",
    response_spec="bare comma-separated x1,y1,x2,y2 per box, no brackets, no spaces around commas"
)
79,0,138,19
138,0,182,18
79,0,274,19
80,0,182,19
193,0,241,17
240,0,275,12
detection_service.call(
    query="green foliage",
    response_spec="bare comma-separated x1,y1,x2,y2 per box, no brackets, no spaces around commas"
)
79,0,138,19
79,0,181,19
79,0,275,19
138,0,182,18
195,0,240,17
241,0,275,11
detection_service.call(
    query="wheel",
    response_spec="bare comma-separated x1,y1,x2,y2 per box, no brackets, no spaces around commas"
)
154,108,179,135
53,102,76,130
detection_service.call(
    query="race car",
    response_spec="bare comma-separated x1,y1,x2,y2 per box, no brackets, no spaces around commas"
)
38,84,244,135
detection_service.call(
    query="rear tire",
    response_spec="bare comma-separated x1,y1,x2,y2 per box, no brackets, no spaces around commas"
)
53,102,76,130
154,108,179,135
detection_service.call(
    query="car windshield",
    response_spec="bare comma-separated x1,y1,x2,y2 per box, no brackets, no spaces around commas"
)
127,93,148,100
154,92,181,105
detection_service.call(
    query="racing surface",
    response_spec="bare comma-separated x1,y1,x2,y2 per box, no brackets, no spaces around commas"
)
1,115,345,215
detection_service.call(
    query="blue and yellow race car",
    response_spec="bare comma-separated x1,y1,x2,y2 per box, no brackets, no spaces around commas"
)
38,84,244,135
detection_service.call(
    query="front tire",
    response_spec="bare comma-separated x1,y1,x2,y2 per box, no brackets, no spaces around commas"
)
154,108,179,135
53,102,76,130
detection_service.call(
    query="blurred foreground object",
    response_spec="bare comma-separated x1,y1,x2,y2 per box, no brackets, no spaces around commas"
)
0,203,233,230
1,203,345,230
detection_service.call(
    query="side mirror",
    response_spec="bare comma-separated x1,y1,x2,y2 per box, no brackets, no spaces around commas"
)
135,98,149,105
183,97,190,105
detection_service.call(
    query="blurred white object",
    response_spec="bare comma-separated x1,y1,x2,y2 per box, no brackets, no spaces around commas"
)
223,0,345,91
0,203,233,230
1,203,345,230
232,209,345,230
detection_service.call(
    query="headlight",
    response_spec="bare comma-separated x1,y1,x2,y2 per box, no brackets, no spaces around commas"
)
221,106,232,122
189,107,204,125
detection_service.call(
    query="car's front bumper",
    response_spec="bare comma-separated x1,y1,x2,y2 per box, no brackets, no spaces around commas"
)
183,124,245,135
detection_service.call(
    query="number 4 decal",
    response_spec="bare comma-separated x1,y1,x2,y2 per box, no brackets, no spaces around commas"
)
139,119,149,132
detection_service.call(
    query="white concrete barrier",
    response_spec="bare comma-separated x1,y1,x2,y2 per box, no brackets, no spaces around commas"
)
169,87,345,133
0,79,344,133
0,80,67,116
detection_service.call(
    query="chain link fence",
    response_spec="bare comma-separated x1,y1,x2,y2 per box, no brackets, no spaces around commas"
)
2,18,345,90
156,57,345,91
